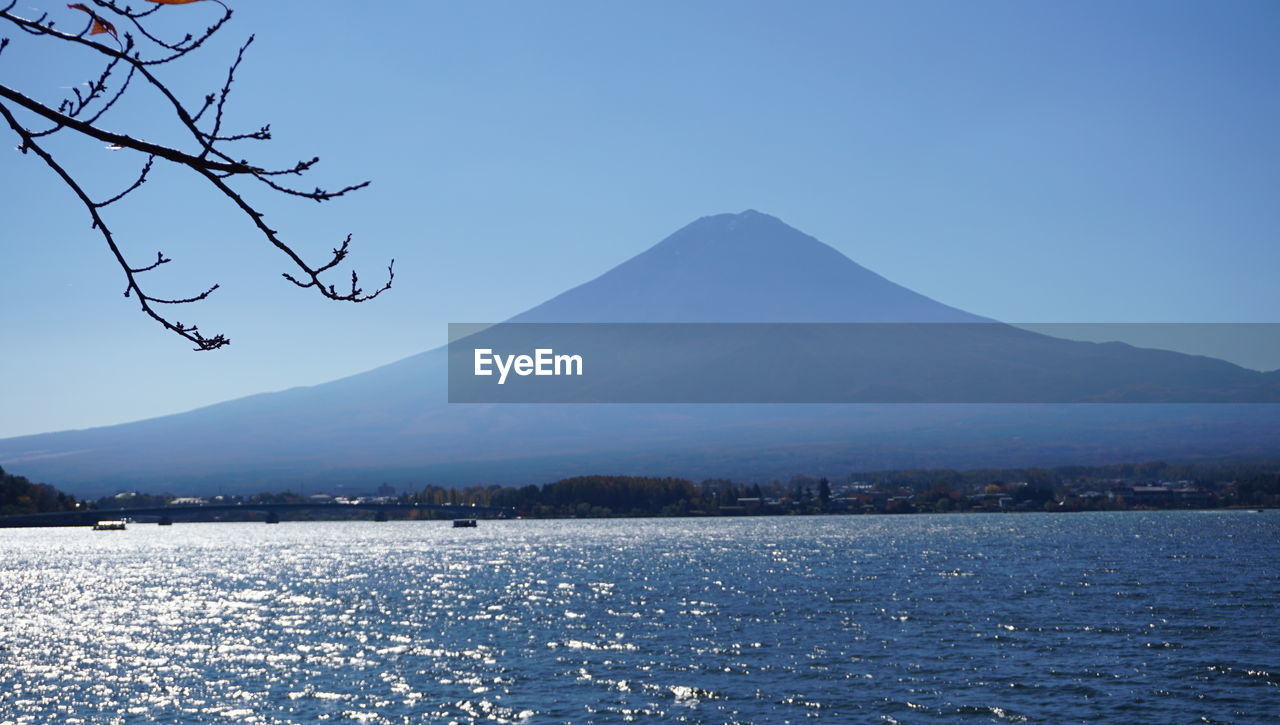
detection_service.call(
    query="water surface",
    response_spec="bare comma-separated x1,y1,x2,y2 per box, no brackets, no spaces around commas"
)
2,512,1277,722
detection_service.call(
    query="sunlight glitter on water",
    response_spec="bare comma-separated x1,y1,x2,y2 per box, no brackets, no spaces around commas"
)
1,513,1278,722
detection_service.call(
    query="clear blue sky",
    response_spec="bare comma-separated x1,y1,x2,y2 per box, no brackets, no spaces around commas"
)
1,0,1277,438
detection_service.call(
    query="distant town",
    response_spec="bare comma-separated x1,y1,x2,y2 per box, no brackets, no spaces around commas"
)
3,459,1277,525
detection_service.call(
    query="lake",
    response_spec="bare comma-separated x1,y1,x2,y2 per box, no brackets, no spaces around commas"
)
1,512,1277,723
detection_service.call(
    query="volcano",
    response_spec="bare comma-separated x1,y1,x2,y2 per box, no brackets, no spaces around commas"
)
2,211,1277,496
511,210,983,323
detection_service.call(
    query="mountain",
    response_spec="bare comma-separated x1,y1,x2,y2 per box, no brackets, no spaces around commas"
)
1,211,1277,497
512,210,984,323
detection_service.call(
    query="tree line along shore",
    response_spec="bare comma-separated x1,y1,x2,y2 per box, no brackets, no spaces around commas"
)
3,461,1278,522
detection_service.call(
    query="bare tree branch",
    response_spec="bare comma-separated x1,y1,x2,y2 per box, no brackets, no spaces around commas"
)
96,155,153,208
0,1,392,349
0,100,227,350
0,83,253,172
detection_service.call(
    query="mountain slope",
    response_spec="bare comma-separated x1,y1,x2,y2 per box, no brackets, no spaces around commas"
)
514,210,984,323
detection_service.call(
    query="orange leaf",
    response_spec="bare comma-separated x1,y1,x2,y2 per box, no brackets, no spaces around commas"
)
67,3,118,38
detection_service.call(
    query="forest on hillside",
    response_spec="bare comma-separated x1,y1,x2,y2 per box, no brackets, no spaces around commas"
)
0,466,83,515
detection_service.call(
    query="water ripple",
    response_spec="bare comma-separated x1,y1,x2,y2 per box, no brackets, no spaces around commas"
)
1,512,1277,722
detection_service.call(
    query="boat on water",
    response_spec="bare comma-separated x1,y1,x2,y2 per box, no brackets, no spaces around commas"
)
92,520,127,531
453,518,478,528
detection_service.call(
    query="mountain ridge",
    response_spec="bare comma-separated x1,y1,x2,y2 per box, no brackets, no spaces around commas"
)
513,210,986,323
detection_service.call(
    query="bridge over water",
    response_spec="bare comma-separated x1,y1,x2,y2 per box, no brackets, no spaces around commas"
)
0,502,514,528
